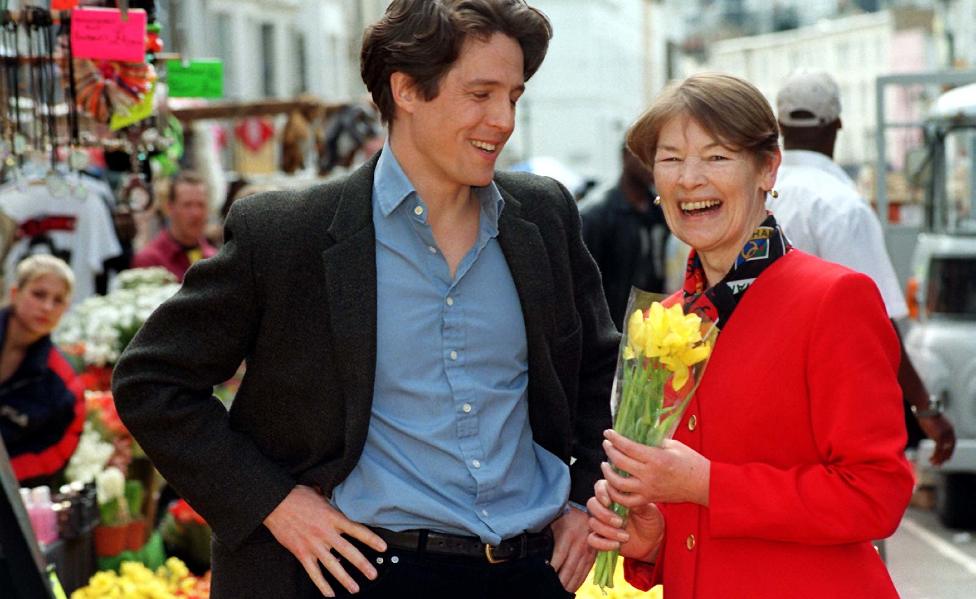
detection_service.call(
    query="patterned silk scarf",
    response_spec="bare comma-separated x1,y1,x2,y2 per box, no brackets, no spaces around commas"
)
681,213,792,329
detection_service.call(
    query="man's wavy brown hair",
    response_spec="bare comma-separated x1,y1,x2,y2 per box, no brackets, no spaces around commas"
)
361,0,552,123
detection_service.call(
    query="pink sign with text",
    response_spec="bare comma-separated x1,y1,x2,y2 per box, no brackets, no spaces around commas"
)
71,8,147,63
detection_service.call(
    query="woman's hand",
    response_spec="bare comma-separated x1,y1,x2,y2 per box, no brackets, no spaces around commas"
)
586,479,664,563
600,429,711,507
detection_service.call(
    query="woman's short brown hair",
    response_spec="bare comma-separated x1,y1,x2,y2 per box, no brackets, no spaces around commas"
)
361,0,552,123
627,73,780,168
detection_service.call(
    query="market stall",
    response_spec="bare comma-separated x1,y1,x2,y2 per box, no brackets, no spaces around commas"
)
0,2,210,596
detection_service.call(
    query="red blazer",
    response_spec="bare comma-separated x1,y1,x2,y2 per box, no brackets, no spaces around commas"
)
624,251,914,598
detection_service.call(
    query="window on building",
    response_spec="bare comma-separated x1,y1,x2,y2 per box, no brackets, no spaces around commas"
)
293,29,308,95
261,23,276,97
215,13,235,99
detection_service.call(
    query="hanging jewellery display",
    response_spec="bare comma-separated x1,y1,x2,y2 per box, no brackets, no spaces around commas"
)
0,4,28,171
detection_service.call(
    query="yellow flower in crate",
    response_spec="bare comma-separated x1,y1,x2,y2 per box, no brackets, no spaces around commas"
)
71,557,205,599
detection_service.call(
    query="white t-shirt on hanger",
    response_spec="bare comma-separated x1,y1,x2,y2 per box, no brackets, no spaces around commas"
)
0,181,122,303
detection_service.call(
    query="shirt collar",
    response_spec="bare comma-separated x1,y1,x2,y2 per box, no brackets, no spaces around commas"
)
160,230,202,257
372,138,505,229
781,149,855,187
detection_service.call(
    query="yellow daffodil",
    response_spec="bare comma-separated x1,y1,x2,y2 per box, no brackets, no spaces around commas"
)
624,308,647,360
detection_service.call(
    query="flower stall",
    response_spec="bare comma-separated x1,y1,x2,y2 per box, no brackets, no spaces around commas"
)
43,267,216,595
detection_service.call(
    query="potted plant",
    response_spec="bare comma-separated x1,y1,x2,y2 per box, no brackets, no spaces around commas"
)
93,467,129,557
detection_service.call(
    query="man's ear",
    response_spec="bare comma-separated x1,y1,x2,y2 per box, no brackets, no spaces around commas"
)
390,72,418,116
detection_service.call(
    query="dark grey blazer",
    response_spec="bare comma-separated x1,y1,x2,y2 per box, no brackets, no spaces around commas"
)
112,153,619,597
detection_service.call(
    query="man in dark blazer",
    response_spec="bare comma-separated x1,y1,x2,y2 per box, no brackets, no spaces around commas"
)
113,1,618,597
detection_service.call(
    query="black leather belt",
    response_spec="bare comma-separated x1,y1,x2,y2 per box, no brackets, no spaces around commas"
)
369,526,553,564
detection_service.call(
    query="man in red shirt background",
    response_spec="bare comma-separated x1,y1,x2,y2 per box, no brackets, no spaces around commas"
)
132,171,216,281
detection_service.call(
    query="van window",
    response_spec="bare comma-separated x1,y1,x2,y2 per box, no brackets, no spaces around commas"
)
927,257,976,318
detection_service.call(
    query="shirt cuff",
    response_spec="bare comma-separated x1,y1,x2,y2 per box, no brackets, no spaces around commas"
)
564,501,589,515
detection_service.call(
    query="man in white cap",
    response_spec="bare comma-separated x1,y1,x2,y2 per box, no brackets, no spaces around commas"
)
770,69,956,465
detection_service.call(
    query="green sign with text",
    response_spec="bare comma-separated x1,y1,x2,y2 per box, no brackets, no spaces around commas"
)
167,60,224,98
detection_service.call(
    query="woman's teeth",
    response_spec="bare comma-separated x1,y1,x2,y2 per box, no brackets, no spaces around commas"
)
471,140,497,152
680,199,721,213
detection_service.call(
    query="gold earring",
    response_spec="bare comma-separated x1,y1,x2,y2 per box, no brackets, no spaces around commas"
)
653,196,661,206
769,189,779,198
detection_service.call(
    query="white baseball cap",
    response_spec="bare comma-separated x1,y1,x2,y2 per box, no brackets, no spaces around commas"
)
776,70,842,127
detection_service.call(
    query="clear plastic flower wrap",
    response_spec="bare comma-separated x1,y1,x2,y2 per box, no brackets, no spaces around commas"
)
593,288,717,590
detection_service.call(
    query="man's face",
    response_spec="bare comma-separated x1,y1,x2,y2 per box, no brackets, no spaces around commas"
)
169,182,209,244
397,33,525,192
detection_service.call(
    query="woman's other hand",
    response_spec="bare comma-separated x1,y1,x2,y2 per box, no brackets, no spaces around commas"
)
586,479,664,563
600,429,711,506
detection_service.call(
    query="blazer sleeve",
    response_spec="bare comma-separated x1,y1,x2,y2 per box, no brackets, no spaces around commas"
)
112,202,296,550
708,272,914,544
558,185,619,505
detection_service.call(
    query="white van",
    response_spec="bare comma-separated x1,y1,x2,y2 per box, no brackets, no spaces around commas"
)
907,82,976,529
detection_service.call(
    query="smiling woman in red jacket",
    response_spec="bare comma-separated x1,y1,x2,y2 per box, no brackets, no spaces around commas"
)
0,255,84,488
586,73,914,599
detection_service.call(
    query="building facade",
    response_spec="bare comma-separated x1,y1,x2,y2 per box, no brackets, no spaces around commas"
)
161,0,385,103
680,9,938,169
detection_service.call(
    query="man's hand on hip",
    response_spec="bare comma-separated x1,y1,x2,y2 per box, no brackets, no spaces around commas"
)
550,506,596,592
263,485,387,597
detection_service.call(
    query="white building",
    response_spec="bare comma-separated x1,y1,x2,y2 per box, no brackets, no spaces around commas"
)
941,0,976,68
163,0,385,103
680,8,938,169
502,0,655,189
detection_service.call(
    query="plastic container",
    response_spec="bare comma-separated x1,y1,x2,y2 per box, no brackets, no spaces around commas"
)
29,486,60,545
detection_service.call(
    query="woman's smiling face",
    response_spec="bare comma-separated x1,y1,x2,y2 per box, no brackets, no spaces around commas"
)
653,114,778,275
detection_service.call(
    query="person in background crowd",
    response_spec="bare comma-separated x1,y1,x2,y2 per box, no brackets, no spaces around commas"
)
112,1,618,597
770,69,956,465
586,73,913,598
131,171,216,281
0,255,84,488
581,144,670,328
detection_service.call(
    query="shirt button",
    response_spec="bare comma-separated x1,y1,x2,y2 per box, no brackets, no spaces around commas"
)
450,350,458,361
688,415,697,431
472,459,481,468
414,205,424,216
482,509,489,516
446,297,454,306
428,246,437,254
462,403,472,413
686,534,696,550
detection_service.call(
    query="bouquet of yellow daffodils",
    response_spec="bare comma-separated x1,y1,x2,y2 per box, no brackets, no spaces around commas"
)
593,293,716,590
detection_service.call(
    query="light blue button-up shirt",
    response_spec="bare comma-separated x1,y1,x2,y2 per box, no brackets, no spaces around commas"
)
331,141,569,544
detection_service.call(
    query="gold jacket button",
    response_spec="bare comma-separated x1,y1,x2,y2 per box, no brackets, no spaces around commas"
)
686,534,696,550
687,414,697,431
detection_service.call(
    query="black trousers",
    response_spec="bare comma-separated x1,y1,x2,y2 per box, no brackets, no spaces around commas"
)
326,537,575,599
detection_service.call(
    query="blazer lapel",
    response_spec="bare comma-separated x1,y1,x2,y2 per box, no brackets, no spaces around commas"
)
321,155,378,456
496,185,556,357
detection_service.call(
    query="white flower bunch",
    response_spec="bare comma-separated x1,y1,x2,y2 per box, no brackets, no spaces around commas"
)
66,422,115,483
95,466,126,505
113,267,178,291
55,270,180,367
